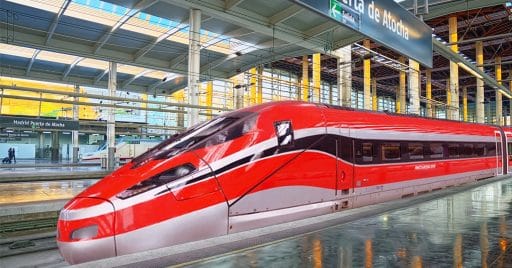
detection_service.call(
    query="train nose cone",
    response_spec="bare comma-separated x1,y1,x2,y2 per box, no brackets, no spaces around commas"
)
57,197,116,264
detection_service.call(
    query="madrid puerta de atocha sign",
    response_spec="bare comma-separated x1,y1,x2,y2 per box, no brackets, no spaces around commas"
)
0,116,79,131
293,0,433,68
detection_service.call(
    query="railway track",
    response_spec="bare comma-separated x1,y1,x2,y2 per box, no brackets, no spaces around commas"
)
0,232,57,258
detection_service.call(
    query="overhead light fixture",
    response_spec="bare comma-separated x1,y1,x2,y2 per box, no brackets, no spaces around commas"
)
457,62,483,79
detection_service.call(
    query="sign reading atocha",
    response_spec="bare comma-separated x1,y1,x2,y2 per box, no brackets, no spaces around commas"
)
0,116,79,131
293,0,433,68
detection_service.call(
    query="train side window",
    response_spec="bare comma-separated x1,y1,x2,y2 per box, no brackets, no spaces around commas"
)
381,143,401,161
508,143,512,160
474,144,485,156
408,143,424,160
462,144,474,157
361,142,374,162
274,121,293,147
448,143,460,158
487,143,496,156
429,143,443,159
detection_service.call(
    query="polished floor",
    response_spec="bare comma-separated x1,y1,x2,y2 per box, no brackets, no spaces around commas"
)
0,179,97,204
187,178,512,268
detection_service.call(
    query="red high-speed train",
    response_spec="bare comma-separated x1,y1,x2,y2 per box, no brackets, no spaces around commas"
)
57,101,511,264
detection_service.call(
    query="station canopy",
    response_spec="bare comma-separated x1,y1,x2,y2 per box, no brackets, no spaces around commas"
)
0,0,504,95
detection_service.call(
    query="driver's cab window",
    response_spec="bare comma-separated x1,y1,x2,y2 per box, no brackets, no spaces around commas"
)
274,121,294,147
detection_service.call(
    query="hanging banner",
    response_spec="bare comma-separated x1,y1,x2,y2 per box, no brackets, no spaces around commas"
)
293,0,433,68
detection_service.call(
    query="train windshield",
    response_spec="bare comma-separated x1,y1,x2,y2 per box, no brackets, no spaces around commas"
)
131,112,256,166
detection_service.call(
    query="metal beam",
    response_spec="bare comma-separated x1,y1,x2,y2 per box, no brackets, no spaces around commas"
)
133,23,188,61
25,49,41,76
169,54,188,68
94,69,109,84
120,69,152,88
93,0,158,54
46,0,71,45
433,38,512,97
160,0,356,54
62,57,84,79
225,0,245,10
269,5,303,25
0,84,231,111
304,21,338,39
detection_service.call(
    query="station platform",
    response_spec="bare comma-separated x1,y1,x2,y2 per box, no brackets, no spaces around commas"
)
76,175,512,268
0,165,109,183
0,179,98,206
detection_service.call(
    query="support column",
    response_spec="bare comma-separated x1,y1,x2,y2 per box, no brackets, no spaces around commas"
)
510,71,512,125
302,55,309,101
336,45,352,107
175,90,185,128
397,56,406,113
496,56,503,125
249,68,257,105
463,86,468,122
446,79,451,119
363,40,371,110
313,53,321,102
408,59,420,115
206,81,213,119
257,65,263,104
72,84,79,163
449,16,460,120
51,131,59,162
426,69,433,117
476,41,485,123
107,61,117,170
187,9,201,126
371,78,377,111
141,93,148,138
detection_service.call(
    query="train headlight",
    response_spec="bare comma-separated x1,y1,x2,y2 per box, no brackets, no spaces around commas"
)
70,224,98,241
117,163,195,199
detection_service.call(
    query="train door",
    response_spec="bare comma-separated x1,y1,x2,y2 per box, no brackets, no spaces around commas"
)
495,131,503,175
336,133,353,196
505,131,512,174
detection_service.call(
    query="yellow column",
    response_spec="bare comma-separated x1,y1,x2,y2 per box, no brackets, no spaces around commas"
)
372,77,377,111
426,69,432,117
463,86,468,122
396,86,400,113
510,70,512,125
313,53,321,102
496,56,503,125
206,81,213,119
249,68,257,106
257,65,263,104
302,55,309,101
174,89,185,127
398,56,406,113
449,15,459,120
363,39,371,110
476,41,484,123
446,79,451,119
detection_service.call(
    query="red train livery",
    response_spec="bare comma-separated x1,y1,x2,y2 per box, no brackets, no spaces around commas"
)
57,101,511,264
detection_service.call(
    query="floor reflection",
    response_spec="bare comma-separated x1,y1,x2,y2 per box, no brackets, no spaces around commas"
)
0,179,97,204
187,179,512,267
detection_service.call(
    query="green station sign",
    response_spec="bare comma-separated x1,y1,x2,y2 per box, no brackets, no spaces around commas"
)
293,0,433,68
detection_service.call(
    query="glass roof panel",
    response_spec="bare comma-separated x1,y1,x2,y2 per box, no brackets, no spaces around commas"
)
0,44,36,58
5,0,64,13
38,51,77,64
78,58,109,70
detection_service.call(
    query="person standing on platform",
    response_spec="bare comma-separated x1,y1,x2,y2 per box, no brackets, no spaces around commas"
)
8,148,12,163
11,147,16,163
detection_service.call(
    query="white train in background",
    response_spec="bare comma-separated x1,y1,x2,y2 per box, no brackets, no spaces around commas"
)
81,139,161,162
